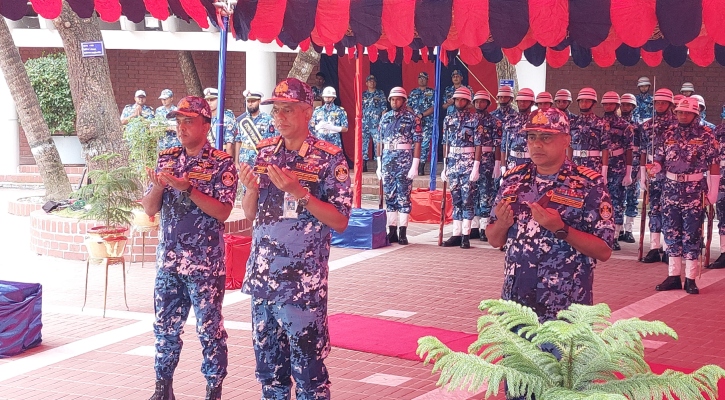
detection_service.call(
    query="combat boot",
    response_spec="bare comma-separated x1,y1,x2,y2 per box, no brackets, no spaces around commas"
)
469,228,481,239
618,231,625,242
398,226,409,245
387,226,398,243
655,276,682,291
480,229,488,242
661,250,668,264
418,162,426,176
612,240,621,251
684,278,699,294
621,231,635,243
442,235,462,247
149,380,175,400
640,248,661,263
205,385,222,400
706,253,725,269
460,235,471,249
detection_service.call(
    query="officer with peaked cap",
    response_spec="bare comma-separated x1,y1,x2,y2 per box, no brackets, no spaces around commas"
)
654,97,719,295
407,72,436,175
639,88,678,263
310,86,349,148
569,88,610,177
633,77,653,123
501,88,536,170
619,93,641,243
362,75,387,172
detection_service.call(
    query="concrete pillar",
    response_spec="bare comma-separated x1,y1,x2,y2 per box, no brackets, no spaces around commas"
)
245,49,276,113
515,57,547,96
0,72,19,174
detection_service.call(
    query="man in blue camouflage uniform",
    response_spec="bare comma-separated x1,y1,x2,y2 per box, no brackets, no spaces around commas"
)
310,86,348,149
311,72,326,104
156,89,181,150
441,88,483,249
653,98,719,295
501,88,535,170
441,70,474,116
121,89,155,125
362,75,387,172
407,72,435,175
601,92,635,251
239,78,352,400
554,89,577,123
236,90,276,169
707,120,725,269
639,88,678,263
633,77,653,123
471,90,503,242
141,96,238,400
204,87,239,153
619,93,641,243
569,88,610,176
375,87,423,245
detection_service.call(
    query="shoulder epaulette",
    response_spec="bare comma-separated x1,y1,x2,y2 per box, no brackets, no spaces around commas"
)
314,140,342,155
503,163,528,178
256,136,281,150
159,146,182,157
212,149,232,160
576,165,602,181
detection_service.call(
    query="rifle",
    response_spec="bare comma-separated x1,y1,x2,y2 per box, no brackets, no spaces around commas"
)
438,180,448,246
378,175,384,210
638,189,648,261
705,203,715,271
639,77,656,261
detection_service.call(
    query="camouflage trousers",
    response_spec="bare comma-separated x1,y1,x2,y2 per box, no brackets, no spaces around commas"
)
362,120,378,161
662,180,706,260
607,159,627,225
447,154,477,220
251,297,331,400
153,270,228,387
624,167,640,218
382,150,414,213
475,157,497,218
718,176,725,235
648,179,663,233
420,126,432,163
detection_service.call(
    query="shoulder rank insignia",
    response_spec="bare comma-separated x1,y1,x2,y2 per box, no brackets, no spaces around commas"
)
576,165,602,180
314,140,342,155
212,149,232,160
159,146,182,157
503,163,529,178
256,136,282,150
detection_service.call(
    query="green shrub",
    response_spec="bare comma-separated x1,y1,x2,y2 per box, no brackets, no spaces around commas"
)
25,53,75,135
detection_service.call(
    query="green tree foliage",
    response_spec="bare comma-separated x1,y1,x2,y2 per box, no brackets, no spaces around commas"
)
417,300,725,400
123,114,168,188
24,53,75,135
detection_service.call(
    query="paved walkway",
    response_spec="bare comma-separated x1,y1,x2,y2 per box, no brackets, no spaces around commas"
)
0,187,724,399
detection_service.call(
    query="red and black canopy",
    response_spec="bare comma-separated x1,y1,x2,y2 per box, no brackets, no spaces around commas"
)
7,0,725,68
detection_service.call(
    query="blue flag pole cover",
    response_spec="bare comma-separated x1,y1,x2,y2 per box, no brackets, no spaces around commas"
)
215,15,229,150
429,47,442,190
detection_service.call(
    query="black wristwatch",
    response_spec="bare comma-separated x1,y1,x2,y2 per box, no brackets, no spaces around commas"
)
184,184,194,196
297,189,312,208
554,224,569,240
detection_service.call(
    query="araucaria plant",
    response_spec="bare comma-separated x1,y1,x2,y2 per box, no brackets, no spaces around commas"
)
123,114,168,188
417,300,725,400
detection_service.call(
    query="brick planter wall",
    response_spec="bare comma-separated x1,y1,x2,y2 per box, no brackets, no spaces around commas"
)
29,208,252,262
8,199,44,216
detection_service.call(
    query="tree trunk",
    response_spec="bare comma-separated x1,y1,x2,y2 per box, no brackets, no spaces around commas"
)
0,19,72,201
287,47,320,81
496,57,519,111
178,51,203,97
52,1,128,171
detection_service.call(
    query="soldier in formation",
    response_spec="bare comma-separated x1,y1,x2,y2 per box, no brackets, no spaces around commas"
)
619,93,640,243
501,88,535,170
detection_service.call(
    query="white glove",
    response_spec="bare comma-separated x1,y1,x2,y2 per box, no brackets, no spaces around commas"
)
708,173,719,205
639,166,647,189
328,124,342,133
376,157,383,180
470,161,480,182
622,166,633,186
440,162,447,182
493,160,502,179
407,158,420,180
601,165,608,182
315,122,327,132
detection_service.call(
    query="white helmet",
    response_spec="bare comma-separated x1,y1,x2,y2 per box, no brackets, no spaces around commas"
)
637,77,651,87
452,87,472,102
601,91,621,105
388,87,407,100
691,94,705,110
675,97,699,115
321,86,337,98
535,92,553,104
680,82,695,94
577,87,598,102
620,93,637,106
653,88,674,104
497,86,514,98
516,88,535,102
473,90,491,103
554,89,572,102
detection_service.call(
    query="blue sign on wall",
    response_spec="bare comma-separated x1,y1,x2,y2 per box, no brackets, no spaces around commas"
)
81,42,105,58
499,79,515,89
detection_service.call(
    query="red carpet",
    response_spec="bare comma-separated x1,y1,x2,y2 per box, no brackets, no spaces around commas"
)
328,313,477,362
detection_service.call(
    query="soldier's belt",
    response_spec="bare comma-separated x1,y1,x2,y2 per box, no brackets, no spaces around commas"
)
383,143,413,150
481,146,494,152
240,144,256,150
448,146,476,154
572,149,601,157
509,150,530,158
665,172,704,182
610,148,625,157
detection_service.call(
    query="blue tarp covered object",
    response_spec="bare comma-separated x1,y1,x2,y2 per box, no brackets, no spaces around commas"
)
0,280,42,358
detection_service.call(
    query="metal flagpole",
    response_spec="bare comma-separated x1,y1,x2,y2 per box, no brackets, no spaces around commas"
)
213,1,235,150
429,47,442,190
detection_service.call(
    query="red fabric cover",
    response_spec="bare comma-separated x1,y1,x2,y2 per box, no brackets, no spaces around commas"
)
704,0,725,46
94,0,122,22
528,0,568,47
311,0,349,47
458,46,482,66
142,0,169,20
410,188,453,224
591,28,622,68
502,47,523,65
687,34,715,67
455,0,490,48
611,0,656,48
223,234,251,290
381,0,415,47
29,0,62,19
441,23,461,51
367,46,379,63
640,48,662,67
546,46,570,68
515,29,537,52
402,46,413,64
178,0,208,28
299,38,310,52
248,0,286,42
420,46,429,63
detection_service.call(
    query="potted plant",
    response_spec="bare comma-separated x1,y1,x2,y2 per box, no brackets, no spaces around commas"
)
72,153,139,258
417,300,725,400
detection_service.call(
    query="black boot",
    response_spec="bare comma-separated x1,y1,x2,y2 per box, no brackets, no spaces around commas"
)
480,229,488,242
640,248,661,263
149,380,175,400
205,385,222,400
622,231,635,243
612,240,621,251
661,250,668,264
363,161,368,173
684,278,699,294
618,231,625,241
469,228,481,239
419,162,426,176
461,235,471,249
442,235,462,247
398,226,408,245
655,275,682,291
387,226,398,243
706,253,725,269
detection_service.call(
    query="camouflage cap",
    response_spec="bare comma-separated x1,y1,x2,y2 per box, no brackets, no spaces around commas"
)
523,108,570,134
261,78,314,107
167,96,212,119
366,74,376,81
158,89,173,99
418,71,429,79
451,69,462,77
